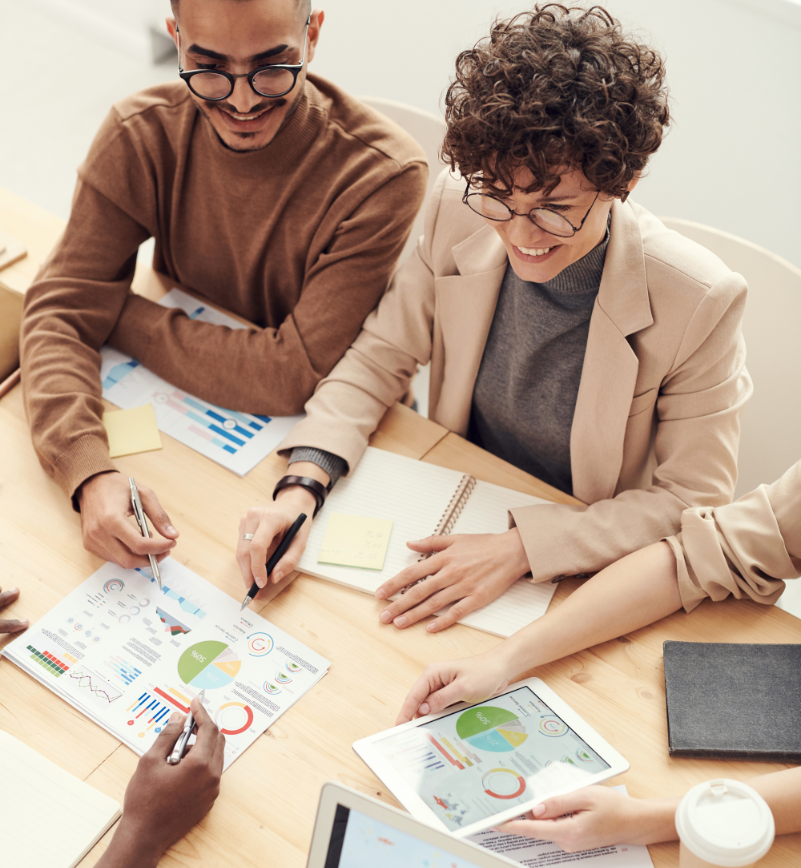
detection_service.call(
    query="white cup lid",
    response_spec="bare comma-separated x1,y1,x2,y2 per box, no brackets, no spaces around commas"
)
675,779,775,867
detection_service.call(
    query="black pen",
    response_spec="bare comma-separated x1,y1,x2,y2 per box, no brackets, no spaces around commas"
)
240,513,307,611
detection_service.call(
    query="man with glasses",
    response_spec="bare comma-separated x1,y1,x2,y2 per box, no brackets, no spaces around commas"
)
20,0,426,569
238,5,751,632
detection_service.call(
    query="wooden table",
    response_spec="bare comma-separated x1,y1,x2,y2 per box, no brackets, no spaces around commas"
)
1,197,799,866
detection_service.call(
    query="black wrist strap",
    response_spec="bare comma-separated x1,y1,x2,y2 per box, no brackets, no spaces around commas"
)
273,475,329,517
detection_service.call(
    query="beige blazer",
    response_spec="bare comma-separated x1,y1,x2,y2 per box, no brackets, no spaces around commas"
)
666,460,801,612
281,171,753,583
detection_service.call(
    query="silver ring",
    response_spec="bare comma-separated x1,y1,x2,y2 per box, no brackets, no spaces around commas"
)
242,533,255,541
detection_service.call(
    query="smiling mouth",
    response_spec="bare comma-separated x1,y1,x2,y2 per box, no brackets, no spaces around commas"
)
218,104,275,123
518,246,554,256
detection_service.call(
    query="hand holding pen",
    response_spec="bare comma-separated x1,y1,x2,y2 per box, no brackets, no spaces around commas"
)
240,513,308,610
130,477,164,589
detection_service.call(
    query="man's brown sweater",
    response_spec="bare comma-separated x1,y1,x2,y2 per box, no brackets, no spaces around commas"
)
21,74,427,500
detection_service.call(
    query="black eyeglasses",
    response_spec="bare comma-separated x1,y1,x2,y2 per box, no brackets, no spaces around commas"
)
178,17,311,101
462,181,601,238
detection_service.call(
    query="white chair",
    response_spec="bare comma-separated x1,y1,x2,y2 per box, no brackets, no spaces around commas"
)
661,218,801,618
358,97,446,266
359,98,445,418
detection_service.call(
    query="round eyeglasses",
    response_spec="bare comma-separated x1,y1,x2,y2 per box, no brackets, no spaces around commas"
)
462,182,601,238
178,17,310,101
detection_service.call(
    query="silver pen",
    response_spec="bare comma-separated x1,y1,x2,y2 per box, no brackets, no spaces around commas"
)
167,690,205,765
129,477,162,589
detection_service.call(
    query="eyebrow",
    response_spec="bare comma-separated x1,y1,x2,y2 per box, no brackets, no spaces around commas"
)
187,43,291,63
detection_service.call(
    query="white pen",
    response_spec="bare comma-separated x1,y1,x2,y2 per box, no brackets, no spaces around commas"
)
167,689,205,765
129,477,162,589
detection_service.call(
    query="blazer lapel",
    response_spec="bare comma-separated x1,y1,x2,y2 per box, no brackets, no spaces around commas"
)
571,199,654,504
431,224,508,436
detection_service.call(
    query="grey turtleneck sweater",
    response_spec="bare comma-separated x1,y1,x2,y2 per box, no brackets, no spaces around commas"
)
290,226,609,496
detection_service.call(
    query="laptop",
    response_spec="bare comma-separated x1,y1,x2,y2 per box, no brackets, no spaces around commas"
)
307,781,519,868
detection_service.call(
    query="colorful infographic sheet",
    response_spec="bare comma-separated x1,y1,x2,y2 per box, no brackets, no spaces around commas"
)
3,559,330,770
372,687,611,832
100,288,304,476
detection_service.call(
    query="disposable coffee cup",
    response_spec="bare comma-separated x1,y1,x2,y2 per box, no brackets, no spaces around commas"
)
675,778,775,867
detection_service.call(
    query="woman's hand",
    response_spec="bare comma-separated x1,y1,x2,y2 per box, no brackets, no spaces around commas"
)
396,650,511,725
499,786,676,851
376,529,530,632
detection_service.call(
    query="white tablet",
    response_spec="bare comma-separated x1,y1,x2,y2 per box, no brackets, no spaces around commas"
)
353,677,629,837
307,782,520,868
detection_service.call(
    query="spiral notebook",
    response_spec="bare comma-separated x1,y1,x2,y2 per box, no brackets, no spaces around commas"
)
297,447,558,637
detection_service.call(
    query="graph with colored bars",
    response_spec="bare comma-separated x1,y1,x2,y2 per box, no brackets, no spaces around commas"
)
152,389,271,457
127,692,174,733
26,645,74,678
106,656,142,686
153,685,193,714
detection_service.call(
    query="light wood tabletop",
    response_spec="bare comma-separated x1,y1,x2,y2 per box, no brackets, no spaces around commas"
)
1,197,799,866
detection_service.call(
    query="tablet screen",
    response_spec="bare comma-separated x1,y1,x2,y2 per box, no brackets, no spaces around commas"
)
323,804,487,868
371,686,611,831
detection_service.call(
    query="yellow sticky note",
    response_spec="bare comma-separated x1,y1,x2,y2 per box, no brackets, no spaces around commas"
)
318,512,393,570
103,404,163,458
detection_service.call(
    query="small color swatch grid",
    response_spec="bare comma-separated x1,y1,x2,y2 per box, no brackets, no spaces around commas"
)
27,645,70,678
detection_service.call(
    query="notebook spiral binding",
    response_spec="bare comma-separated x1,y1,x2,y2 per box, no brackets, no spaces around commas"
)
402,474,477,593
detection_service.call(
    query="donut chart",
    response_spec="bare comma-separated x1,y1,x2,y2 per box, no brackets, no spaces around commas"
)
482,768,526,799
539,717,568,737
216,702,253,735
455,706,528,753
247,632,273,657
177,641,241,690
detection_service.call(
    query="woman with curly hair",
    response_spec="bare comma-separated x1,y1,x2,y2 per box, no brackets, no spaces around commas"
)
243,5,752,635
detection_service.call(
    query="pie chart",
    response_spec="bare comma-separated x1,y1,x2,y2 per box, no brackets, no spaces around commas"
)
177,641,241,690
455,706,528,753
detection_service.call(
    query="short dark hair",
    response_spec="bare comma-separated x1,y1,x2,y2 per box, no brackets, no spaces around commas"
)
442,4,670,197
170,0,311,22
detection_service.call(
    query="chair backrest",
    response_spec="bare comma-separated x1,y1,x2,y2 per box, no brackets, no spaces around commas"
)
661,217,801,498
359,97,446,264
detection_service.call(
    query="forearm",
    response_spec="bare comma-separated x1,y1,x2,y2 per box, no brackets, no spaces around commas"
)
496,542,682,674
746,767,801,835
95,820,164,868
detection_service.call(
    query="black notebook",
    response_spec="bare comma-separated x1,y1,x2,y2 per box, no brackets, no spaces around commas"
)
663,640,801,762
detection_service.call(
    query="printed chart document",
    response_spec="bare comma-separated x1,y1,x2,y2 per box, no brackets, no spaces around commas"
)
3,559,330,770
0,730,121,868
298,447,558,637
469,786,654,867
100,288,304,475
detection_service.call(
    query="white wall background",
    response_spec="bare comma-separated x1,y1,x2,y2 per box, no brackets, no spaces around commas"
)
4,0,801,267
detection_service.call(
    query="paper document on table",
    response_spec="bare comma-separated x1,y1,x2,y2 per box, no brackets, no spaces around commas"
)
2,558,330,771
469,786,654,867
103,404,163,457
298,447,558,637
0,731,121,868
99,288,304,475
318,513,394,570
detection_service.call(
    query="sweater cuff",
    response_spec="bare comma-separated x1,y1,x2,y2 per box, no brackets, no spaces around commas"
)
288,447,347,487
52,434,118,509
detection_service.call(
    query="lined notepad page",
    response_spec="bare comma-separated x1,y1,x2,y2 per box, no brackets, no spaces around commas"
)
0,730,121,868
298,448,558,637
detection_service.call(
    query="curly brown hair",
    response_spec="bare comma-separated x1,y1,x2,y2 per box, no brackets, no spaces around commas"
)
442,4,670,197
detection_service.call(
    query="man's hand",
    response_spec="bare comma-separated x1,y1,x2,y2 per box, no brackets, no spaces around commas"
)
77,472,178,568
0,586,28,635
396,651,510,725
96,698,225,868
376,529,531,632
498,786,675,851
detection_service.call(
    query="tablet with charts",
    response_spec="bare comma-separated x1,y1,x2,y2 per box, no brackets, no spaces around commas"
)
353,677,629,837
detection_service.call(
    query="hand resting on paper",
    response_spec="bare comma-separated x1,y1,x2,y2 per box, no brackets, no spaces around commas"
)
497,786,677,851
396,651,510,725
77,471,178,568
96,697,224,868
375,530,531,632
235,461,329,594
0,585,28,634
